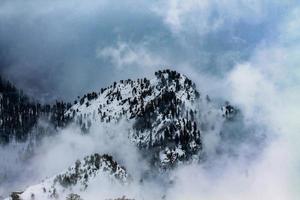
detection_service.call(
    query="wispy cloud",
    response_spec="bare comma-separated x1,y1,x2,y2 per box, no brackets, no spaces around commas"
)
97,41,165,70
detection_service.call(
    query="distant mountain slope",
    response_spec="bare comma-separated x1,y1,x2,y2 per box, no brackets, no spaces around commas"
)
0,76,71,143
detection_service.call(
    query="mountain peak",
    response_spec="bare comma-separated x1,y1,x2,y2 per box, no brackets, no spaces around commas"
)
9,153,129,200
66,69,199,124
65,70,202,169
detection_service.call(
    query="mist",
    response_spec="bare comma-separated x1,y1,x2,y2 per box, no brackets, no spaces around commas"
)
1,0,300,199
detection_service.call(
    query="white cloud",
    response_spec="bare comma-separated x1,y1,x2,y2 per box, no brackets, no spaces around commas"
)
167,137,293,200
223,7,300,198
152,0,277,35
164,5,300,200
97,41,166,70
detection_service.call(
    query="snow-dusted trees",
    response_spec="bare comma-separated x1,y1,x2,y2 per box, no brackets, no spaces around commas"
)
66,193,83,200
0,76,72,144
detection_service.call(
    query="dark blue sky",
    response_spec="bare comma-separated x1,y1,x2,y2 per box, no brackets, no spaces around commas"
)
0,0,297,102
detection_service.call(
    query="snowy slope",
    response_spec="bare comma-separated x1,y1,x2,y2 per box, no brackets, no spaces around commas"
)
66,70,198,126
66,70,203,168
7,154,129,200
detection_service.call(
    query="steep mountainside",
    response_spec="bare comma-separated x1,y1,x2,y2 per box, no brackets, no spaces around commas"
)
66,70,203,168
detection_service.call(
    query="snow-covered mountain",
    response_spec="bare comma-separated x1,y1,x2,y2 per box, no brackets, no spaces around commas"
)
7,154,129,200
66,70,203,168
5,69,237,200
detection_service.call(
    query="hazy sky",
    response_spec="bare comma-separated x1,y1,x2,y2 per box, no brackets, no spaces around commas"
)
0,0,297,102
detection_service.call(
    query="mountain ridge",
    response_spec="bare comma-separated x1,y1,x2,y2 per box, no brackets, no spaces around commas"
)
3,69,238,200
